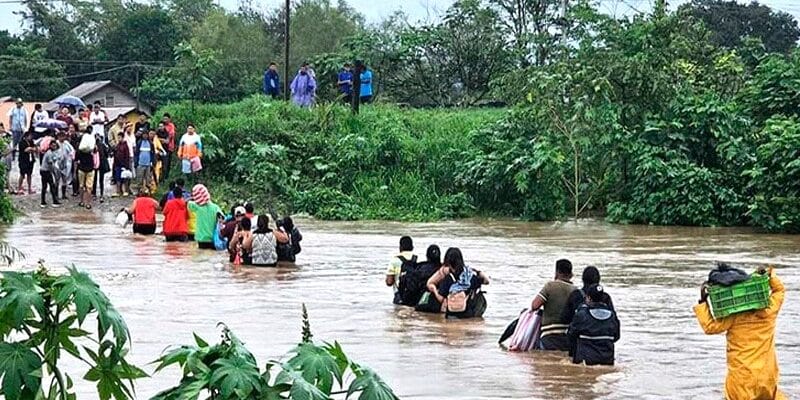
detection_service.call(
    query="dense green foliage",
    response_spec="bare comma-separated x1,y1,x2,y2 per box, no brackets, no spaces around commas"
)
161,2,800,232
0,264,146,400
680,0,800,54
161,98,501,220
151,319,398,400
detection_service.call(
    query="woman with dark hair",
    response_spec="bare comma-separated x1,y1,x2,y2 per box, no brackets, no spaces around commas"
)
244,215,279,267
277,216,302,262
561,266,614,325
425,248,489,318
413,245,446,313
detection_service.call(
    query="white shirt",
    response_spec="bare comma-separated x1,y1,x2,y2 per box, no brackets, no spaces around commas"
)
90,110,106,136
32,110,48,133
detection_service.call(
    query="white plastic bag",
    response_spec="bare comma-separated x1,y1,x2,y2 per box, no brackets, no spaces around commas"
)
115,210,130,228
120,168,133,180
78,134,96,153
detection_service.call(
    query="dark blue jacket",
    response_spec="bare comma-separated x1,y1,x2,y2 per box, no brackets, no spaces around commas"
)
263,70,281,96
567,302,620,366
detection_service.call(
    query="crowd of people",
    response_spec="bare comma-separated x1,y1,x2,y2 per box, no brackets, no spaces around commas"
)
3,98,204,209
263,62,374,108
123,181,303,267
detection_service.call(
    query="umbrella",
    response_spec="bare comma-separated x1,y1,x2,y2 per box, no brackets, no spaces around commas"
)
34,119,68,130
54,95,86,108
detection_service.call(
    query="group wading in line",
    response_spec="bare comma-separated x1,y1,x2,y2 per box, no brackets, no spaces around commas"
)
119,181,302,268
385,236,787,398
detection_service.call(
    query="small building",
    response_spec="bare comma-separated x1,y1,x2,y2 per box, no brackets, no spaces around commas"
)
47,81,152,120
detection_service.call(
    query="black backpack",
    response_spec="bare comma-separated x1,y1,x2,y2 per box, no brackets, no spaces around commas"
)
397,256,424,306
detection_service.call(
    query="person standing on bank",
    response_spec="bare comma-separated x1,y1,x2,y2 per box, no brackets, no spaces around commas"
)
359,64,374,104
337,63,354,104
290,63,316,108
90,101,108,143
7,98,27,155
263,62,281,99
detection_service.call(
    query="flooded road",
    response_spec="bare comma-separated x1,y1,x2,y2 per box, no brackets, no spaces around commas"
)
2,210,798,399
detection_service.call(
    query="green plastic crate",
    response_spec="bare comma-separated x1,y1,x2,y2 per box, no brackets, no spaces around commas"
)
708,273,770,320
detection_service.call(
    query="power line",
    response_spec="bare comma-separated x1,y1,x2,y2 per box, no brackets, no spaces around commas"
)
0,63,161,85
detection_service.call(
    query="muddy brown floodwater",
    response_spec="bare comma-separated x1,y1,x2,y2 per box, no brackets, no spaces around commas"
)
2,209,798,399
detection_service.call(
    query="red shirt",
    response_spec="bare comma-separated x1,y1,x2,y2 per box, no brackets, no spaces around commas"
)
131,197,159,225
162,198,189,235
165,122,177,152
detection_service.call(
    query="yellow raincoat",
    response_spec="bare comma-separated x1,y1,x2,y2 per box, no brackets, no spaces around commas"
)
693,271,786,400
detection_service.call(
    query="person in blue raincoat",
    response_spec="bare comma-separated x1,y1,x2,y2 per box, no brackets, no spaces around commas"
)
263,63,280,99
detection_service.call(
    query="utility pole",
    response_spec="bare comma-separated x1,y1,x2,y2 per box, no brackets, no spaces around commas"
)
560,0,568,47
134,63,140,111
283,0,290,101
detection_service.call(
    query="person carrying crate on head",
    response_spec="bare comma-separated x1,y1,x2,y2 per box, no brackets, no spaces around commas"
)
693,267,786,400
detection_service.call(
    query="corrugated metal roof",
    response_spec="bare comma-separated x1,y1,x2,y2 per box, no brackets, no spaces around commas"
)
51,80,113,101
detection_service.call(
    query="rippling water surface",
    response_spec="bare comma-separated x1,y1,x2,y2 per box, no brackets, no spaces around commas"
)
3,211,798,399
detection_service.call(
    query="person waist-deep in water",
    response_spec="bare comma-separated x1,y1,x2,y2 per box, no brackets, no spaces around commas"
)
531,259,577,351
566,284,620,366
563,266,615,357
243,214,280,266
694,267,786,400
276,216,299,262
425,247,489,318
401,244,443,310
188,184,222,249
386,236,416,305
162,187,189,241
126,190,159,235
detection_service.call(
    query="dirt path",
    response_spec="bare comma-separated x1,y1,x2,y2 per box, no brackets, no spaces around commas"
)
8,162,142,216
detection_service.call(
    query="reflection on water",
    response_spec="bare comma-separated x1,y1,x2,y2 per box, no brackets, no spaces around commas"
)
1,213,798,399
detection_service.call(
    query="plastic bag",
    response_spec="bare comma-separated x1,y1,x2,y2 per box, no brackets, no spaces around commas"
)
115,210,130,228
190,156,202,172
78,134,96,153
120,168,133,180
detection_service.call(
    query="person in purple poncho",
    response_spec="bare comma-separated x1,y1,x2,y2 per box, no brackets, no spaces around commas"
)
290,63,317,108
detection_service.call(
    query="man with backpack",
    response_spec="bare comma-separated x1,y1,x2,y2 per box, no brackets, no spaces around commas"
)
385,236,416,305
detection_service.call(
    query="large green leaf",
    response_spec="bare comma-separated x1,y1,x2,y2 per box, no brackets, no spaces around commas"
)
149,376,208,400
283,343,343,394
0,342,43,400
209,356,262,399
53,266,130,347
0,271,45,328
278,368,330,400
84,341,147,400
346,364,398,400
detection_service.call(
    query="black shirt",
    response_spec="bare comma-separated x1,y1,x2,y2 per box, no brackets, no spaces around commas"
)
76,151,95,172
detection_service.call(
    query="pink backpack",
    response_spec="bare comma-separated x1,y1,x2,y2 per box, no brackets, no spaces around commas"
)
508,309,543,352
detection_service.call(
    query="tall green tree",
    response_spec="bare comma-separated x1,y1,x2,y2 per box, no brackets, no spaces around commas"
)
98,4,184,87
0,44,68,100
680,0,800,54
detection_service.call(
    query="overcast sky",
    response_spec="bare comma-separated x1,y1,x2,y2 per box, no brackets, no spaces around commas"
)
1,0,798,36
